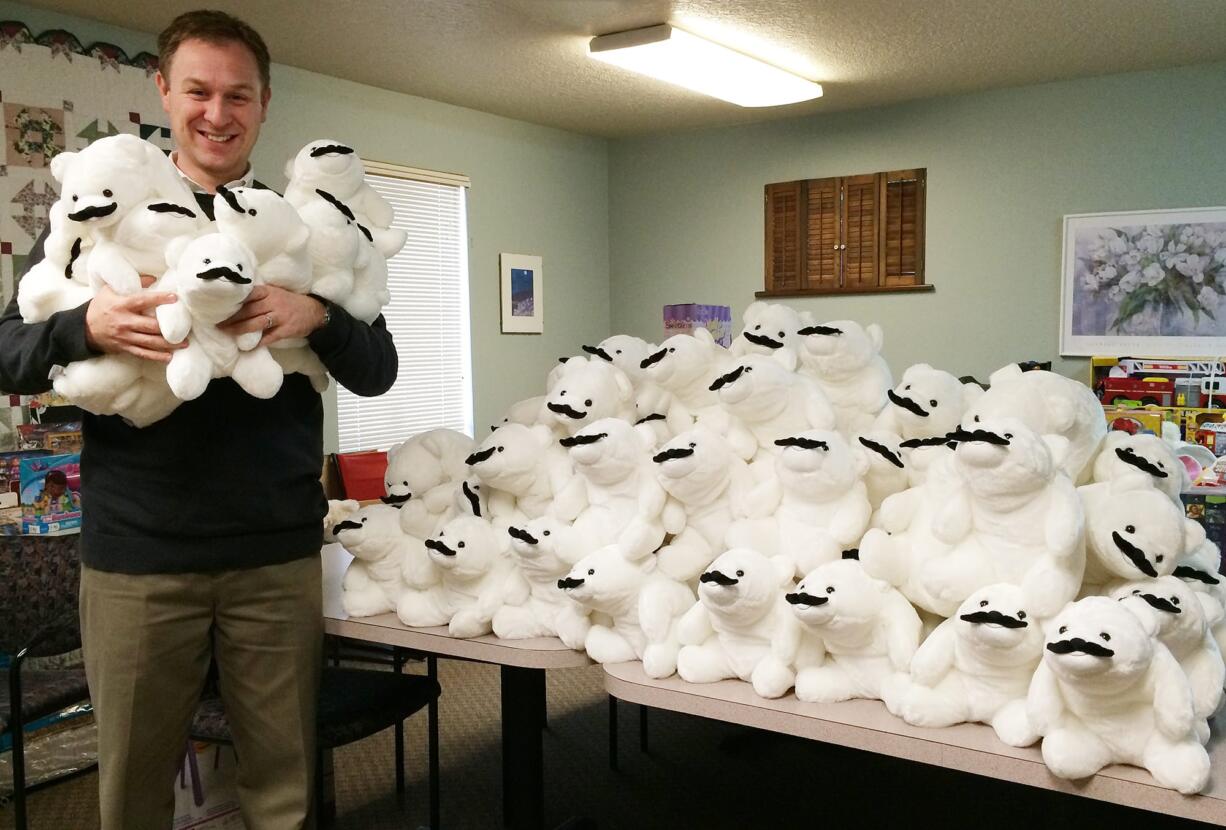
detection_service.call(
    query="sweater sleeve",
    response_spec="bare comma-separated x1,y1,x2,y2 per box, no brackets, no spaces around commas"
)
306,301,398,397
0,228,99,394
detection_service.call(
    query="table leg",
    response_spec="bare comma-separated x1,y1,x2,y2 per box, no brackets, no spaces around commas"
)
501,665,545,830
393,647,405,799
428,656,440,830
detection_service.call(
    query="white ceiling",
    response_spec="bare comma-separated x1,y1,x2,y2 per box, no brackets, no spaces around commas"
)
24,0,1226,138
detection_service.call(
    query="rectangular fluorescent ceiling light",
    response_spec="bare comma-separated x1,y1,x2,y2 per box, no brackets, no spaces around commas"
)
589,24,822,108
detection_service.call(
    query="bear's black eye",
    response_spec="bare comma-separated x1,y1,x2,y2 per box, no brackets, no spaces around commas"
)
979,600,988,607
1172,596,1180,605
688,442,696,448
1017,611,1026,620
1132,589,1142,595
826,586,835,594
754,325,761,330
1156,554,1164,563
668,348,675,353
1157,462,1164,469
1125,525,1135,534
402,481,408,486
904,384,911,390
584,399,592,407
744,367,753,373
777,331,785,338
615,349,621,354
930,400,938,407
735,569,744,577
559,390,566,396
542,530,551,536
72,195,78,201
973,415,980,423
588,569,595,576
1058,626,1067,634
203,258,211,264
497,446,504,453
457,541,465,549
1004,433,1012,439
248,208,257,216
360,517,367,523
1098,632,1110,642
103,189,113,198
236,263,243,271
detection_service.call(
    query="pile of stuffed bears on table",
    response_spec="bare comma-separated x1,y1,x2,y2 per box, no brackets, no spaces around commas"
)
327,301,1224,794
17,134,405,426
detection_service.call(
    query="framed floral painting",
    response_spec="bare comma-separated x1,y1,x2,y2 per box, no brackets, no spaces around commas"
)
1061,207,1226,357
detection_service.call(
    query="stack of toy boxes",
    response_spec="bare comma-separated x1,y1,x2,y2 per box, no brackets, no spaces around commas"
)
662,304,732,347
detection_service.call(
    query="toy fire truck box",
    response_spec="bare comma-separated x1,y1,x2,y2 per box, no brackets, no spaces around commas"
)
1194,419,1226,457
1181,492,1226,574
1102,407,1174,438
1093,356,1226,409
663,304,732,348
19,452,81,535
16,421,83,454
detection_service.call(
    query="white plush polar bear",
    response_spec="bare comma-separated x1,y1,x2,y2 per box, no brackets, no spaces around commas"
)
395,516,526,638
540,356,635,437
465,424,573,522
639,328,735,428
652,427,773,583
212,185,312,293
1113,577,1225,744
386,429,475,536
17,200,93,323
774,559,921,709
583,335,686,446
556,545,696,677
1026,596,1210,793
712,352,836,461
873,363,982,485
493,517,588,640
676,549,798,698
913,418,1085,619
52,351,181,428
494,395,548,430
854,431,910,515
332,503,415,618
795,320,892,436
1078,475,1203,592
891,584,1044,746
968,364,1107,485
726,430,871,576
292,186,370,307
1172,545,1226,659
729,301,812,370
1089,431,1186,505
581,334,656,389
559,418,672,561
156,233,283,401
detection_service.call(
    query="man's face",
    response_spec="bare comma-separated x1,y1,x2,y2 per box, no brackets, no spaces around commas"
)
155,37,269,189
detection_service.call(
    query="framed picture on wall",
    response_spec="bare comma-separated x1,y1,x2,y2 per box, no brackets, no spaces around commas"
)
500,253,543,334
1060,206,1226,357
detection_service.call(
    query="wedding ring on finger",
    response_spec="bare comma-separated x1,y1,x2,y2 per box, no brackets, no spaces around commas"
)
264,313,274,330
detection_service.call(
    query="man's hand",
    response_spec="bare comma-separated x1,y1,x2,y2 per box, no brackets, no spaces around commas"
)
220,285,326,346
84,276,183,363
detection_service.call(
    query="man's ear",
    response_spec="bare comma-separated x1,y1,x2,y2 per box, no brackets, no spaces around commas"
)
260,85,271,122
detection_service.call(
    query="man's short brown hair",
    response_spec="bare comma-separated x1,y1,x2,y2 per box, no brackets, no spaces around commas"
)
157,9,271,90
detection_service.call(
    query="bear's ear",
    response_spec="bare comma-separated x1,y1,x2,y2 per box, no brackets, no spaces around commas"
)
1183,517,1207,555
987,363,1024,388
742,300,765,322
612,364,633,402
164,235,193,269
1195,591,1225,628
770,348,798,372
283,155,296,180
960,381,985,409
692,326,715,345
865,323,884,353
769,555,797,587
904,362,932,379
49,149,78,184
797,308,815,327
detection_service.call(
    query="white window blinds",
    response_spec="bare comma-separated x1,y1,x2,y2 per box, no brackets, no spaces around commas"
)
335,168,473,451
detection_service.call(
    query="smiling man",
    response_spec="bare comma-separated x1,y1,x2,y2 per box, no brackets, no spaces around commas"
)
0,10,397,830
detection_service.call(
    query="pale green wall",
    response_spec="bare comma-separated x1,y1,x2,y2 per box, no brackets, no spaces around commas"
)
607,63,1226,384
1,1,610,450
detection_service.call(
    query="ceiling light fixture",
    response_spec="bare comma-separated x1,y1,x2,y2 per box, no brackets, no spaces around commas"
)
588,24,822,108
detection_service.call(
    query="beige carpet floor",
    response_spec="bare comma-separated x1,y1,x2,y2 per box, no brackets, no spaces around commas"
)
4,656,1216,830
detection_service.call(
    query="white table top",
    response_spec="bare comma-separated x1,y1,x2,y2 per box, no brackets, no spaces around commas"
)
321,543,591,670
604,661,1226,825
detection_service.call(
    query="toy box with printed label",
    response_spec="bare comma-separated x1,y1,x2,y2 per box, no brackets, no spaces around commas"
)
19,453,82,535
16,421,83,454
1181,492,1226,574
662,304,732,348
1102,407,1180,438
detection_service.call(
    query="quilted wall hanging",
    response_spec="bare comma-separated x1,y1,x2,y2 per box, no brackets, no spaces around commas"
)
0,21,169,307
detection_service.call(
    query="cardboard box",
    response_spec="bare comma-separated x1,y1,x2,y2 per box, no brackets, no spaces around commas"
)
662,304,732,348
19,453,81,535
1181,491,1226,574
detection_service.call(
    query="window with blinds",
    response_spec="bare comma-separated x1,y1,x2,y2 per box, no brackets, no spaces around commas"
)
762,168,928,297
335,166,473,451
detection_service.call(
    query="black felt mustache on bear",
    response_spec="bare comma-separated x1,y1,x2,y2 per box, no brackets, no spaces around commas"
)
462,482,482,517
652,447,694,463
775,436,829,451
888,390,929,417
315,188,374,242
424,538,455,557
1047,638,1115,657
559,432,606,447
1111,531,1159,578
899,434,956,449
196,266,251,285
858,437,904,468
635,413,665,424
948,427,1010,446
959,610,1028,628
65,238,84,280
557,576,585,590
709,366,745,390
310,143,355,157
216,185,245,214
784,591,827,606
581,344,613,362
331,519,362,534
508,526,538,545
797,324,843,337
743,331,783,349
68,202,118,222
380,493,411,506
699,570,738,586
147,202,197,218
548,402,587,420
1138,593,1181,614
640,348,667,368
466,446,496,466
1174,565,1221,585
1115,446,1168,478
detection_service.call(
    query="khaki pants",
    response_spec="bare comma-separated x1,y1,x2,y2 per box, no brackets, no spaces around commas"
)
80,556,323,830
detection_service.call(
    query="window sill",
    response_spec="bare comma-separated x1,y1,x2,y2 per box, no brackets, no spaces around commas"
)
755,283,935,299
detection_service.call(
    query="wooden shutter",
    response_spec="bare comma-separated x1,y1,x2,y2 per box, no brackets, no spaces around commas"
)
882,168,925,286
804,177,840,290
764,181,804,292
841,173,880,290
